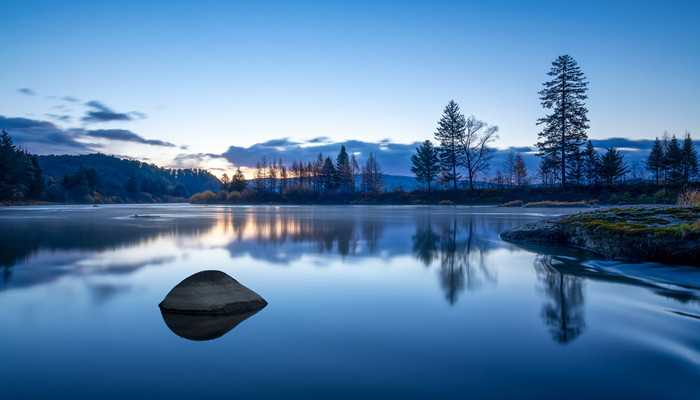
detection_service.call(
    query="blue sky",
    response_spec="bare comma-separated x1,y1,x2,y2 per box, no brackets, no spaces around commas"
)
1,0,698,172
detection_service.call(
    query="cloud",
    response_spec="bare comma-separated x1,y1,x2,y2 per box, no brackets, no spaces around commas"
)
0,115,95,154
62,96,80,103
82,100,144,123
84,129,175,147
1,115,178,155
221,136,699,177
45,113,72,123
222,138,421,175
17,88,36,96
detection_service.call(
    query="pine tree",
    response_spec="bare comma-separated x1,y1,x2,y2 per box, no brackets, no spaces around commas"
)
230,167,247,192
665,135,683,185
567,146,584,186
599,148,628,185
411,140,440,192
320,156,337,192
681,132,698,183
646,137,665,186
536,55,589,188
582,140,599,186
513,153,528,186
335,145,354,193
434,100,465,190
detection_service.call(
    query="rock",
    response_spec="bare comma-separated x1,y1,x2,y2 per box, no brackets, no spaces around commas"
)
501,207,700,265
160,310,261,341
159,270,267,315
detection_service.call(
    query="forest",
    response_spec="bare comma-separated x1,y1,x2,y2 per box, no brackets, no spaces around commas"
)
0,131,220,203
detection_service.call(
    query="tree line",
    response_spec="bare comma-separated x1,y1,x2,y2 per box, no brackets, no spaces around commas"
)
410,54,698,192
214,146,383,201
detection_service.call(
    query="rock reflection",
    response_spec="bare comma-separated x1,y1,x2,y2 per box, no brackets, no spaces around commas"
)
534,255,586,344
160,310,263,341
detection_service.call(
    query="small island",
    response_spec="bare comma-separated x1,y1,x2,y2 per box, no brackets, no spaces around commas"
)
501,207,700,265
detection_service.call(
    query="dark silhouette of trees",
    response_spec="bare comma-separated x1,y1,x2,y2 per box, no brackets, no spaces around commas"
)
435,100,466,190
230,168,247,192
646,137,665,185
361,152,382,193
335,145,354,193
599,147,628,185
513,153,528,186
461,115,498,190
536,55,589,188
582,140,600,186
664,134,684,185
320,157,338,192
0,130,44,200
681,132,698,184
411,140,440,192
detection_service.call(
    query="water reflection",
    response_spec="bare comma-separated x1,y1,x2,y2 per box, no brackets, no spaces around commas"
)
160,310,263,341
535,255,586,344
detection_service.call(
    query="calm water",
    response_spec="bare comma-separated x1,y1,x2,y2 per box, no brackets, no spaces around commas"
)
1,205,699,399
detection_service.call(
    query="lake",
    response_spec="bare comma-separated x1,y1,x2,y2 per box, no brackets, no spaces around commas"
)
0,204,698,399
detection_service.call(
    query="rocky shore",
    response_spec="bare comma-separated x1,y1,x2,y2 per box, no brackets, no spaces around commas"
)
501,207,700,265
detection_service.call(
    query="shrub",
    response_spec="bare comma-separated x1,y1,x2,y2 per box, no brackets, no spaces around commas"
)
189,190,217,203
677,190,700,207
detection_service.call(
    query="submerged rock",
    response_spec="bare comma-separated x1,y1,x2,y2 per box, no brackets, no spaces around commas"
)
159,270,267,314
501,207,700,265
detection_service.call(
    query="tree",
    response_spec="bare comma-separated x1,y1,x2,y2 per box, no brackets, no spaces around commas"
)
434,100,465,190
513,153,528,186
335,145,354,193
460,116,498,190
582,140,599,186
504,151,516,186
681,132,698,184
664,135,683,185
536,55,589,188
567,145,584,186
599,148,628,185
646,137,664,186
220,173,230,191
538,155,559,186
230,167,247,192
320,156,337,192
361,153,382,193
411,140,440,192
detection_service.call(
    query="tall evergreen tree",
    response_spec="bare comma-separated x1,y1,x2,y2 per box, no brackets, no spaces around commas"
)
434,100,466,190
320,157,337,192
536,55,589,188
665,135,684,185
567,146,584,186
599,148,628,185
646,137,665,186
411,140,440,192
582,140,600,186
681,132,698,183
335,145,354,193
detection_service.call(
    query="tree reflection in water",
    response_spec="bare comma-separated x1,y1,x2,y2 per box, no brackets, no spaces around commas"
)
534,255,586,344
413,215,497,305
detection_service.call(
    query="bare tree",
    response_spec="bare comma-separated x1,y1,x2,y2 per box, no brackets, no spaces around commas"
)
460,116,498,190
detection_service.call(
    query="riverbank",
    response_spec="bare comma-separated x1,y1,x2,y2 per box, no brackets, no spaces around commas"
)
501,206,700,265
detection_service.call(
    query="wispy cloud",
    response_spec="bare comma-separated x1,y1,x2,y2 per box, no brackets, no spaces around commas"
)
17,88,36,96
81,100,146,123
84,129,175,147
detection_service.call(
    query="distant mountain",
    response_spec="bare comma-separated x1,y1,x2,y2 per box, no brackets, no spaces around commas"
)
38,153,221,203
